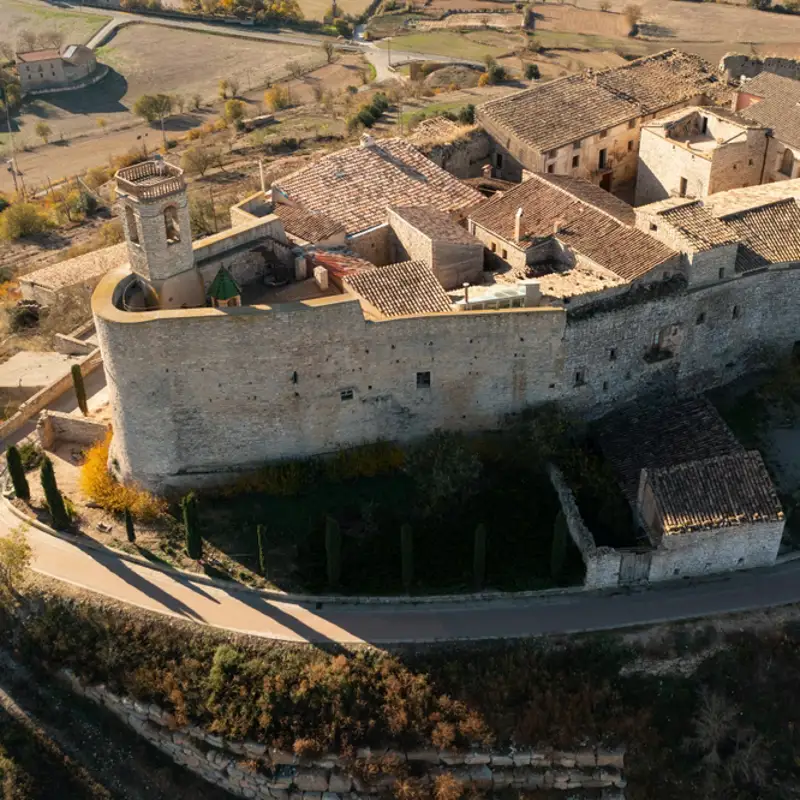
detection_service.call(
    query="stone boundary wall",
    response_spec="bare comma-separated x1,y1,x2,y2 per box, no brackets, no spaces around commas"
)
36,410,109,449
22,65,110,98
0,349,103,446
720,53,800,83
59,670,626,800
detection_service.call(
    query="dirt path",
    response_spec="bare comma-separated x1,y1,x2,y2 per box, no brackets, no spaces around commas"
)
0,649,235,799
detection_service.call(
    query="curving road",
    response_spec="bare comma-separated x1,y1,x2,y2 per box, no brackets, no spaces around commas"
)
7,495,800,643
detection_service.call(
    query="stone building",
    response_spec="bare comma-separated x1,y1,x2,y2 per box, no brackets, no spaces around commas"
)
16,45,97,94
476,50,726,190
92,157,800,493
635,107,769,205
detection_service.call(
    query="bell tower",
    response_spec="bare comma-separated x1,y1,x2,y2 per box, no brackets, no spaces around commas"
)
115,159,204,309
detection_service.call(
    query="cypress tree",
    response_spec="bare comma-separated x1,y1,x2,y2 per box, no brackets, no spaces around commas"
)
182,492,202,559
125,507,135,543
473,522,487,591
325,516,341,589
71,364,88,416
6,445,29,502
40,456,70,530
551,510,568,584
257,524,267,577
401,523,414,593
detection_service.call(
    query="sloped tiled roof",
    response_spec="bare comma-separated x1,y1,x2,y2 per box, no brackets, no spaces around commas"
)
273,139,483,235
596,397,743,505
657,201,737,251
389,205,480,246
308,250,376,280
274,203,345,244
739,71,800,148
647,451,783,535
344,260,452,318
20,243,128,291
723,197,800,270
479,49,722,153
469,173,676,281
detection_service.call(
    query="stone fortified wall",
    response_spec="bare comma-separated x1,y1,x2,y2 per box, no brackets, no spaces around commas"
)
93,259,800,493
720,53,800,83
59,669,626,800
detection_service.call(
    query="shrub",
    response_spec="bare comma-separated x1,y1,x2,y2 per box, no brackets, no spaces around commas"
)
487,63,506,84
325,516,341,589
458,104,475,124
224,98,246,124
334,18,352,36
6,446,30,502
40,456,70,530
80,432,166,520
477,72,490,87
323,441,404,482
525,63,540,80
264,85,290,112
0,203,51,240
0,525,31,603
71,364,88,416
357,107,376,127
17,441,42,472
182,492,202,559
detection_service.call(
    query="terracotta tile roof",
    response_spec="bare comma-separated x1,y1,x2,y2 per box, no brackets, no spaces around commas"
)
539,173,636,224
657,201,737,251
478,49,722,153
647,451,783,535
407,115,463,143
343,260,452,318
596,397,743,504
308,250,376,280
650,194,800,271
272,139,483,236
723,197,800,270
389,205,480,246
274,203,345,243
20,243,128,292
469,173,676,281
739,72,800,148
16,49,61,63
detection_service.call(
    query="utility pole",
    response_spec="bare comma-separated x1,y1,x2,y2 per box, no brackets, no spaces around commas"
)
258,158,265,194
387,37,391,69
1,84,19,196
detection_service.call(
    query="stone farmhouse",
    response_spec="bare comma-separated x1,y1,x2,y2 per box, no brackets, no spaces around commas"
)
476,50,726,190
16,45,97,94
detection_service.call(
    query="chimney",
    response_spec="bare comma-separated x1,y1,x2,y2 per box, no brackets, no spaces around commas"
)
522,279,541,307
463,282,470,304
360,133,376,148
482,163,493,179
514,207,524,243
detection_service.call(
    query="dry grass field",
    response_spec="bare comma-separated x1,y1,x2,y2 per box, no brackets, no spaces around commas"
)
0,0,109,49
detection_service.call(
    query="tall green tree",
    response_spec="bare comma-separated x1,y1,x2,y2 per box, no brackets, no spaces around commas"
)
40,456,70,530
71,364,88,416
6,445,29,502
182,492,202,559
325,516,341,589
256,524,267,577
125,507,135,544
401,523,414,593
473,523,487,591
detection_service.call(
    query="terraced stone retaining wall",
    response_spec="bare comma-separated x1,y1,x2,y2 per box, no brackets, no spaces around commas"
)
59,669,626,799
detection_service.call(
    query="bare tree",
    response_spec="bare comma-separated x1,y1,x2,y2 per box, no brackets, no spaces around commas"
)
323,41,336,64
181,145,217,177
38,28,64,49
623,3,642,28
16,29,37,53
227,76,241,98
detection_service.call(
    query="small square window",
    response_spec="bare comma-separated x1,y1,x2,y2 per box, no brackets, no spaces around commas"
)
609,348,617,361
573,141,581,151
748,159,754,166
572,155,580,169
491,242,497,253
627,140,634,152
628,119,636,129
718,267,725,279
662,271,670,280
547,163,555,173
732,305,740,319
340,389,354,401
574,370,585,387
602,381,609,391
599,129,608,139
416,371,431,388
649,223,658,232
501,248,508,259
696,312,706,324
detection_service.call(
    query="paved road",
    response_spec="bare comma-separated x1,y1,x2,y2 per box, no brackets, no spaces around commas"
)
7,492,800,643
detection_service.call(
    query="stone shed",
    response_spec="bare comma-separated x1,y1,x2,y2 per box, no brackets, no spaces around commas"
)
388,205,484,290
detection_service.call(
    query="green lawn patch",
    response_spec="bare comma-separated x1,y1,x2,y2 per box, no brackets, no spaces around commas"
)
401,100,471,127
378,29,524,61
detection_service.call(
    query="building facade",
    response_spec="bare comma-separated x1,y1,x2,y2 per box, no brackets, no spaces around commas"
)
16,45,97,94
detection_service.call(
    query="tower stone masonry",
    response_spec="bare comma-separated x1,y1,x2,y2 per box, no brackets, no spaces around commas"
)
115,160,204,309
